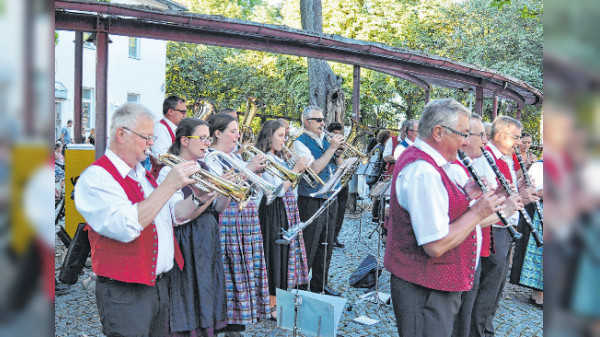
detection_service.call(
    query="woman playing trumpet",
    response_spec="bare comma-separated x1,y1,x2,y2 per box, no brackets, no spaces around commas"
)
204,113,271,332
255,120,311,318
156,118,230,336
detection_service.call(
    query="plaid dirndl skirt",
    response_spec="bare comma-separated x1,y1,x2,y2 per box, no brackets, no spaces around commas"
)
282,190,310,288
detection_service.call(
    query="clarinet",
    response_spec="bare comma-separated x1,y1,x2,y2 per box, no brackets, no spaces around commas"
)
457,151,522,242
514,150,544,228
481,148,543,247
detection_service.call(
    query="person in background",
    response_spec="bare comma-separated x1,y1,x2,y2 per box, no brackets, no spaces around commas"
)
150,95,187,178
483,122,492,145
60,120,72,154
255,119,310,320
88,128,96,145
518,131,538,170
366,129,391,224
327,122,348,249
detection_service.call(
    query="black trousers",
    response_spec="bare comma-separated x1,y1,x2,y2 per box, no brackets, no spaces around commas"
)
95,271,171,337
390,275,462,337
333,186,349,242
451,265,482,337
470,228,513,337
297,195,338,292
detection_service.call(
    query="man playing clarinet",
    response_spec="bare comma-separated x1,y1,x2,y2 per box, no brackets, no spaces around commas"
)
384,99,506,337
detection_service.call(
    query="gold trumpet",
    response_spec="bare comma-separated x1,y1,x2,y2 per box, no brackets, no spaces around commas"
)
204,150,283,205
239,97,265,144
156,153,251,210
241,145,303,188
280,146,325,188
323,130,369,165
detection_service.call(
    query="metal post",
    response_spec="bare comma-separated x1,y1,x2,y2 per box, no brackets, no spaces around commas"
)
95,28,109,159
350,65,361,212
74,31,83,144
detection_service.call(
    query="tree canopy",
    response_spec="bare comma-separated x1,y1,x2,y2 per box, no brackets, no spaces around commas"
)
168,0,543,139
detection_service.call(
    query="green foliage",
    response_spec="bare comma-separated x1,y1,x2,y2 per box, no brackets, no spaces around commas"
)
166,0,542,131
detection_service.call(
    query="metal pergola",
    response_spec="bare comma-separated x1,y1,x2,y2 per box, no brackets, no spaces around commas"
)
55,0,543,157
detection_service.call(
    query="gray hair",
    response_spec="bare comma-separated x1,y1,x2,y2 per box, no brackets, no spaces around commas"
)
417,99,470,139
301,106,323,123
470,113,483,121
109,103,155,140
491,115,522,139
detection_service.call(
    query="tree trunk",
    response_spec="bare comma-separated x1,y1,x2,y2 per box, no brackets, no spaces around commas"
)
300,0,345,126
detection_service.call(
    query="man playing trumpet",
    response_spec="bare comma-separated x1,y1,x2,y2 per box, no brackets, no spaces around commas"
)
292,106,344,296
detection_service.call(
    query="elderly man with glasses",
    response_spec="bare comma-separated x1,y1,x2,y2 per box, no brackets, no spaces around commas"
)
292,106,344,296
383,99,506,337
150,95,187,178
75,103,211,337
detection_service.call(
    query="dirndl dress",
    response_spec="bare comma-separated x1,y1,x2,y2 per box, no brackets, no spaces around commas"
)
282,189,310,289
219,198,271,325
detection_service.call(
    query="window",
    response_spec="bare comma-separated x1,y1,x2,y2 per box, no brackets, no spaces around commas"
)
83,32,95,49
55,102,62,141
82,88,94,131
128,37,140,59
127,93,140,103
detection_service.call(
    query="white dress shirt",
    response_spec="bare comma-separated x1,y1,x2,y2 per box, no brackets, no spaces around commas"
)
384,136,412,159
74,149,178,275
262,153,289,198
395,138,458,245
486,143,519,227
528,161,543,191
151,118,176,156
292,130,336,178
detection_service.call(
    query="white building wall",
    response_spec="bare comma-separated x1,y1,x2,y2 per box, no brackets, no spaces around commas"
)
55,30,167,141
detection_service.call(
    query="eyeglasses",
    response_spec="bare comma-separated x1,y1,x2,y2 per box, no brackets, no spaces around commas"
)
307,117,325,123
469,131,486,139
123,127,158,142
441,125,468,139
504,132,521,141
187,136,212,142
172,108,187,114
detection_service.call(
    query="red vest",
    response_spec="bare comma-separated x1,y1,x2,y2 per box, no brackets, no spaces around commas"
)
150,119,176,178
86,155,183,286
383,146,477,292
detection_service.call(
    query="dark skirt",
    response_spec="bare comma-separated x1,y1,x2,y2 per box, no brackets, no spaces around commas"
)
510,204,543,291
258,196,289,296
169,211,228,334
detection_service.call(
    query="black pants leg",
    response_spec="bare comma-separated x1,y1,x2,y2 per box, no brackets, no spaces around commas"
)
333,186,349,242
451,265,482,337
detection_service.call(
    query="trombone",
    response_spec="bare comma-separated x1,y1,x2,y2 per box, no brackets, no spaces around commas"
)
204,150,283,205
241,144,303,188
156,153,252,210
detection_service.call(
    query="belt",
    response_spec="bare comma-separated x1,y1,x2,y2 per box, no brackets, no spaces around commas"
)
96,272,168,284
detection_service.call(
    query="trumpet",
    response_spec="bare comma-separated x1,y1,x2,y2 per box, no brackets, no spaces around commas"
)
241,145,303,188
156,153,252,210
323,130,369,165
204,150,283,205
280,146,325,188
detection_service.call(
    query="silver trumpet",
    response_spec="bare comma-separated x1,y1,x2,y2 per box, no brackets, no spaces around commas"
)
204,150,283,205
241,144,303,188
156,153,252,210
280,146,325,188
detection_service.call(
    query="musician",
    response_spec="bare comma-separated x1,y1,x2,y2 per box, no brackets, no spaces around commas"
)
327,122,348,248
255,119,310,319
383,99,505,337
292,106,344,296
150,95,187,178
449,114,522,337
74,103,205,337
382,119,418,175
277,118,291,139
367,129,391,224
157,118,230,336
220,107,239,120
518,131,538,170
483,121,492,145
470,115,539,337
204,113,271,332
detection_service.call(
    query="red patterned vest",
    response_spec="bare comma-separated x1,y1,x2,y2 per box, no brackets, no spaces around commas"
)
383,146,477,292
86,155,183,286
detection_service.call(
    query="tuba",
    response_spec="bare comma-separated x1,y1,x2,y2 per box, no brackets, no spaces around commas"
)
239,97,265,144
204,150,283,205
156,153,252,210
241,145,303,188
192,99,218,121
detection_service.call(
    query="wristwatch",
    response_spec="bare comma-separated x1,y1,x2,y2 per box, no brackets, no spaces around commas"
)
191,194,205,207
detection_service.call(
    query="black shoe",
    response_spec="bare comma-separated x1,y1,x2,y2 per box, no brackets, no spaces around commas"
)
333,240,345,248
55,282,72,296
323,285,341,297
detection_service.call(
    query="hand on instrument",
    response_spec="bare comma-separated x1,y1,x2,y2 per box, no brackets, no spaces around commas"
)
470,190,506,222
189,185,216,205
329,134,345,151
292,156,310,174
519,185,540,205
247,153,267,174
163,160,200,191
501,194,523,217
463,178,484,200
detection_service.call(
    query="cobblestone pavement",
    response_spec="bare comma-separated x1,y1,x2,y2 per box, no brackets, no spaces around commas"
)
55,201,542,336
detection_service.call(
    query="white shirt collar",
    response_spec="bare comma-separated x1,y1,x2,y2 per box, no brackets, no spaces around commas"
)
105,148,145,181
163,118,177,131
487,142,508,161
304,129,325,142
405,138,414,146
414,138,449,168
